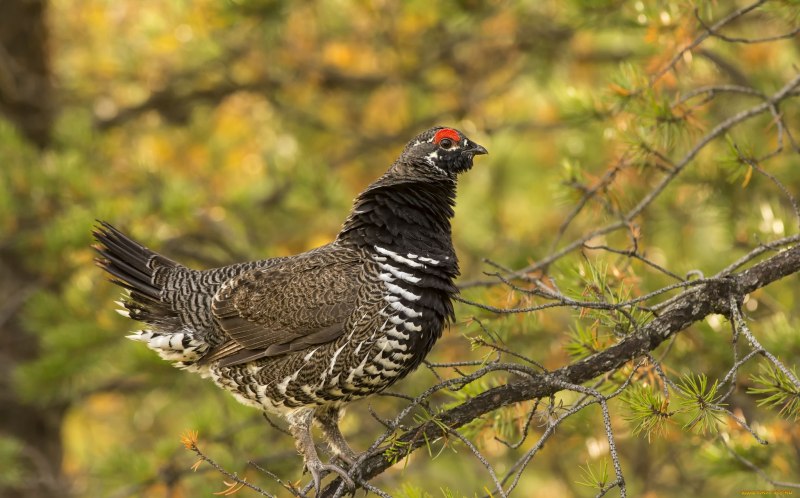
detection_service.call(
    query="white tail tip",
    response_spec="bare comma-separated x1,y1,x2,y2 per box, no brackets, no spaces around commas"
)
126,331,152,342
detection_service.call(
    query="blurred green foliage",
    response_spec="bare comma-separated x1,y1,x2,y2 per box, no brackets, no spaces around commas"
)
1,0,799,497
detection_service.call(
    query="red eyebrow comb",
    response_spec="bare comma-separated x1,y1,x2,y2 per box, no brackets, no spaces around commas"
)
433,128,460,144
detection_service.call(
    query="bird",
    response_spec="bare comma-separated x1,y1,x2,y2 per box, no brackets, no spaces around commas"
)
93,126,487,492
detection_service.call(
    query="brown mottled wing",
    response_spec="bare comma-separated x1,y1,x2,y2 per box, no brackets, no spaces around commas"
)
206,246,364,367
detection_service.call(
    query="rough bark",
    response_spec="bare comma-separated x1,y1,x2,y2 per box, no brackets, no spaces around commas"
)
0,0,54,148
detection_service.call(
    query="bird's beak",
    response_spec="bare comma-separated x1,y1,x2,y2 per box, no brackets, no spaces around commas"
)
464,141,488,156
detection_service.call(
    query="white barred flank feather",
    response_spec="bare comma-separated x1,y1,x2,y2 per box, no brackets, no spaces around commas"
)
374,246,426,268
126,328,208,363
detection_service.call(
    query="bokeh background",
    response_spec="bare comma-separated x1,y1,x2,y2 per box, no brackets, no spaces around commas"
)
1,1,798,497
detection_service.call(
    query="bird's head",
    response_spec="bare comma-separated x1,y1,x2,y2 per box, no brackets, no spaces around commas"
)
396,126,488,178
339,126,487,248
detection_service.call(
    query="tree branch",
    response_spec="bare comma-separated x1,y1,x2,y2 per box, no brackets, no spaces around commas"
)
321,244,800,495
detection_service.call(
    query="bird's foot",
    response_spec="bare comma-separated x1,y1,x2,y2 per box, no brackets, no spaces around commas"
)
292,407,359,494
305,457,355,494
330,447,362,467
314,406,362,469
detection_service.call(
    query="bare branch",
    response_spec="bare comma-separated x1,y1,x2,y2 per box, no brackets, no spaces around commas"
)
186,441,276,498
523,72,800,275
695,8,800,44
729,296,800,391
719,436,800,489
650,1,767,85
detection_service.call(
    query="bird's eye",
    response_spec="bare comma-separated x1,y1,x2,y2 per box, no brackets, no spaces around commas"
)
439,138,455,149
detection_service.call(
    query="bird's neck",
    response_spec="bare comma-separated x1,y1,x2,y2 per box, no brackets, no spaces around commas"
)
336,175,458,267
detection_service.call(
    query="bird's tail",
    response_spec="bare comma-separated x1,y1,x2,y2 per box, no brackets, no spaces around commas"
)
93,221,209,366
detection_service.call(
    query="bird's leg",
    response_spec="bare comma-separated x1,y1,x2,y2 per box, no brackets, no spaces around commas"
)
314,406,360,466
286,407,355,493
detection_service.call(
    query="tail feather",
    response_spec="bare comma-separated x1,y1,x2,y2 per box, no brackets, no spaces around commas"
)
92,221,175,299
93,221,210,367
93,221,183,325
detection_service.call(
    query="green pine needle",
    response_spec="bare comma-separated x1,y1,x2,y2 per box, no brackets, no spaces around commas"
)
576,460,610,490
622,384,673,441
675,374,726,434
748,363,800,421
565,323,607,359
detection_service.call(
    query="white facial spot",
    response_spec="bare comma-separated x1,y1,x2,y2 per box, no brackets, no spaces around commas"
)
425,150,439,166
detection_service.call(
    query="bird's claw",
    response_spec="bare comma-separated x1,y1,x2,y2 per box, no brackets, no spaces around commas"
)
305,459,355,494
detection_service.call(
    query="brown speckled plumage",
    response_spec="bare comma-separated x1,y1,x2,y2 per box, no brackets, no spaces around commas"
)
93,126,487,491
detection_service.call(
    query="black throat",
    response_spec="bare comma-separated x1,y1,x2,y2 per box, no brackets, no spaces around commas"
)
336,174,459,275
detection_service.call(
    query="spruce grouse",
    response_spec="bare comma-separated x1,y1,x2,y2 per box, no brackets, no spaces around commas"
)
94,126,487,490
